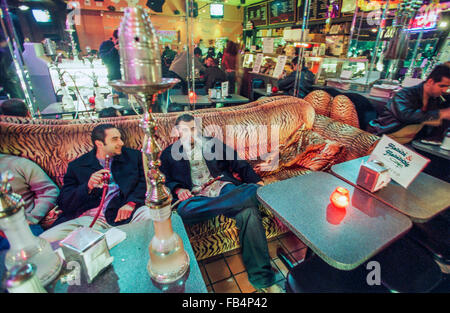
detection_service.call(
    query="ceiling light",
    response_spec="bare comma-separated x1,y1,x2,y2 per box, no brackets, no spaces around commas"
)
19,5,30,11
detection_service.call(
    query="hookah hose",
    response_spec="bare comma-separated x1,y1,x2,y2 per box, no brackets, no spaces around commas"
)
170,175,224,209
89,155,111,228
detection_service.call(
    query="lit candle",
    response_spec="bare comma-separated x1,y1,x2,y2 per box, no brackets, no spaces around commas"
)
330,187,350,209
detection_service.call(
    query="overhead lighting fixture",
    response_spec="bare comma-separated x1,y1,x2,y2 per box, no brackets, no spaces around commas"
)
19,5,30,11
438,21,448,29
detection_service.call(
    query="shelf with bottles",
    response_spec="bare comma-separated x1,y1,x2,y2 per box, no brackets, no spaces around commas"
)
48,58,111,100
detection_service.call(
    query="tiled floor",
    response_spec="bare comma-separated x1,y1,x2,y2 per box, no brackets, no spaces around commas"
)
197,232,307,293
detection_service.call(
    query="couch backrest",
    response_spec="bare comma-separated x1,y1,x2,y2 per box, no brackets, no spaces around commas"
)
0,96,315,187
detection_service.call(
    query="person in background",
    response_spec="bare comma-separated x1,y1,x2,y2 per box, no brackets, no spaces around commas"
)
168,49,206,95
368,64,450,143
98,107,122,118
39,124,149,242
222,41,239,94
203,56,227,93
0,154,59,250
161,45,177,77
277,57,315,98
368,64,450,182
0,98,30,117
0,28,24,99
98,29,121,82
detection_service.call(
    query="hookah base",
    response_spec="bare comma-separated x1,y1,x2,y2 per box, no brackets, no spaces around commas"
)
147,251,190,284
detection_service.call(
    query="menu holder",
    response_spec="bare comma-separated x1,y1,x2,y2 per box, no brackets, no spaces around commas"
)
272,55,287,78
252,53,264,74
369,135,430,188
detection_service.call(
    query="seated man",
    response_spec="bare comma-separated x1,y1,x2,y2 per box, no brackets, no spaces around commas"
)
40,124,149,242
368,64,450,144
98,29,121,82
0,154,59,250
159,114,283,293
0,98,30,117
277,57,315,98
203,56,227,93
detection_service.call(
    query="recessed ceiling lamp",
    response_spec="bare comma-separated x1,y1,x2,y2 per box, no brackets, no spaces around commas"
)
19,5,30,11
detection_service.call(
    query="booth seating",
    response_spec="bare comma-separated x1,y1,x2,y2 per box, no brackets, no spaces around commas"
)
303,90,360,129
305,89,380,131
0,95,380,261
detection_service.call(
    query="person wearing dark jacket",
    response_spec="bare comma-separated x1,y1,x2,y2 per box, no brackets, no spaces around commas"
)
98,30,122,81
40,124,148,242
203,57,227,92
367,64,450,144
277,56,315,98
159,114,284,293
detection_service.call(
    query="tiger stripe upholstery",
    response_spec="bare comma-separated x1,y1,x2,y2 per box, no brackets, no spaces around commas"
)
0,95,379,260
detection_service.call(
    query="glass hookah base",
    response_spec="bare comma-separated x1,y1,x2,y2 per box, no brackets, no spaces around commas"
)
147,251,190,284
38,255,63,287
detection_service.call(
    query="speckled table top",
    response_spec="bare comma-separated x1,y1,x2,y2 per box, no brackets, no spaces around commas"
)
43,214,206,293
257,172,412,271
331,156,450,223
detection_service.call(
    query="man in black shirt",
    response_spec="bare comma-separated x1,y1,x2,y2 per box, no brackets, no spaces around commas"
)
368,64,450,143
203,56,227,92
277,57,315,98
98,30,121,82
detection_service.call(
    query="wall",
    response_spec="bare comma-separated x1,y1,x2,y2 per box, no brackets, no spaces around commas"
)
73,0,244,53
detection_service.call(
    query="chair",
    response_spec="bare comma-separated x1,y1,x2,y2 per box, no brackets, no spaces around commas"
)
406,212,450,266
321,86,343,97
281,253,389,293
342,92,378,131
280,237,444,293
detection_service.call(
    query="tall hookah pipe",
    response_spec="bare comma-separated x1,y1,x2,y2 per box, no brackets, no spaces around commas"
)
89,155,111,228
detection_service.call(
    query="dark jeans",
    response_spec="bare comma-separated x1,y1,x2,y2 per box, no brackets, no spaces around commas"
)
177,183,275,289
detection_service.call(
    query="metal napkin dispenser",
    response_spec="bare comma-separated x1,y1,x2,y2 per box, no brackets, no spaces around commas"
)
60,227,114,283
356,160,391,193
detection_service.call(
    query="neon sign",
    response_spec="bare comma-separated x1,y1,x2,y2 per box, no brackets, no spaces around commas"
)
408,3,447,31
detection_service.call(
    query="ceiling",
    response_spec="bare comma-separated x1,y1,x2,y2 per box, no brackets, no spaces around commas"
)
208,0,264,6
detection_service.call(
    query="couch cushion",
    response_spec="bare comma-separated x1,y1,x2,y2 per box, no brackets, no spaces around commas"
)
304,90,333,116
291,131,347,171
330,95,360,129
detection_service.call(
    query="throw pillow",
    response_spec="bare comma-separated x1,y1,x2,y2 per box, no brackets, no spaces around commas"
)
254,130,346,174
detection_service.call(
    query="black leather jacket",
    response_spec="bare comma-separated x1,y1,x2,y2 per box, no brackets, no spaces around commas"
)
368,82,447,135
277,67,315,98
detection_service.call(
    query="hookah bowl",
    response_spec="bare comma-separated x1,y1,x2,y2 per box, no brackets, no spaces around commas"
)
0,172,62,287
110,6,188,284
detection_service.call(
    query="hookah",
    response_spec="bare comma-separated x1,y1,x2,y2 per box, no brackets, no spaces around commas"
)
51,61,75,111
0,172,62,287
89,155,110,228
65,15,79,60
109,5,189,284
84,53,107,111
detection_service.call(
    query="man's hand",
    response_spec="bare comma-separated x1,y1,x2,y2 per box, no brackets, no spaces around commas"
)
256,181,265,186
88,169,110,191
176,188,193,201
114,204,134,222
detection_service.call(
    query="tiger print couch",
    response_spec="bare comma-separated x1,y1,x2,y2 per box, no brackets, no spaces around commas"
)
0,95,379,261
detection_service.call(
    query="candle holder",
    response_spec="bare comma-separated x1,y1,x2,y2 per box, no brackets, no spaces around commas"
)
0,172,62,287
109,6,188,284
